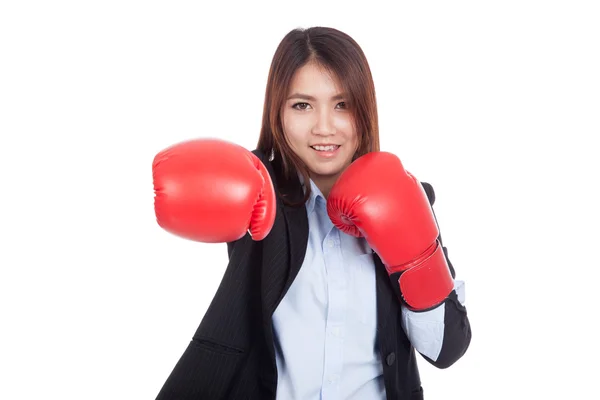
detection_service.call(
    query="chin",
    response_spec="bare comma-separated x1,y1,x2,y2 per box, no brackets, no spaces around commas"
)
308,165,346,178
302,150,353,177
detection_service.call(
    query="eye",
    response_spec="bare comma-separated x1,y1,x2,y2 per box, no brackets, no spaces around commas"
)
292,102,311,110
336,101,347,109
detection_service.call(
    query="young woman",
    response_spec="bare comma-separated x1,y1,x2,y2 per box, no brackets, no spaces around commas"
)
153,26,471,400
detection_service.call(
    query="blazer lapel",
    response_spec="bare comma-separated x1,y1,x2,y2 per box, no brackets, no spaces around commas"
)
374,252,398,332
250,150,309,322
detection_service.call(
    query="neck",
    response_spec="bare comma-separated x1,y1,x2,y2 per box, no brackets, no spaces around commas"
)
311,173,341,200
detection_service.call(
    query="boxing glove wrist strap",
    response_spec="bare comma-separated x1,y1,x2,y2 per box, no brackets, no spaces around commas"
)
386,241,454,311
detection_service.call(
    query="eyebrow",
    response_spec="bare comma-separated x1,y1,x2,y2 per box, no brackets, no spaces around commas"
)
286,93,347,101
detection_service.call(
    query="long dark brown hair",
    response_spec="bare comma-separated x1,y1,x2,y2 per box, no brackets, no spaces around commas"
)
257,26,380,207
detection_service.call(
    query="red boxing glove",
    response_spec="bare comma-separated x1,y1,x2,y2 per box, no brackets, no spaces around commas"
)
153,138,276,243
327,152,453,310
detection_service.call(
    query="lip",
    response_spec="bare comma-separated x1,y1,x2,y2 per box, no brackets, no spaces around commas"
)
310,144,341,158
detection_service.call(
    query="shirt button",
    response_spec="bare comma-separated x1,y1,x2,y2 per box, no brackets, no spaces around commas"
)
328,374,339,383
386,352,396,366
327,239,335,247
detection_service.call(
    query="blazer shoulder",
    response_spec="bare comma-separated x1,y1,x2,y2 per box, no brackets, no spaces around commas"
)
420,181,435,206
251,148,268,164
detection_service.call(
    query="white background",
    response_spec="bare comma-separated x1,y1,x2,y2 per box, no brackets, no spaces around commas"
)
1,1,599,399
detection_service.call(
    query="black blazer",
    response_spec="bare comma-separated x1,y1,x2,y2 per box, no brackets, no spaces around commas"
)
156,149,471,400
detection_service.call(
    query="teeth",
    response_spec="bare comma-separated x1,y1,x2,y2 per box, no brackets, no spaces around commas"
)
312,145,338,151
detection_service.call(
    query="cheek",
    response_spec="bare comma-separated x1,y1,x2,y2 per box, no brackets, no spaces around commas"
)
340,122,358,148
283,116,311,146
335,115,356,137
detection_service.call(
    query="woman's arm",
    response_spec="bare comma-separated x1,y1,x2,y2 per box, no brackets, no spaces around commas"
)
400,182,471,368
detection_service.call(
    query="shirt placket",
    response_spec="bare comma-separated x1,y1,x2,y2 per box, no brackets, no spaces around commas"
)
321,227,346,400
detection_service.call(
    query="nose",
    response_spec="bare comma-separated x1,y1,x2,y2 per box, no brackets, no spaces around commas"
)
311,108,336,136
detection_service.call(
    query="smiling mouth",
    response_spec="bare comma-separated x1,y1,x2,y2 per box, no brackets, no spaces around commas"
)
311,145,340,151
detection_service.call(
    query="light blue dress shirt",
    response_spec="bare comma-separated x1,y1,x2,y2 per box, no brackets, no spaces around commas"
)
272,177,464,400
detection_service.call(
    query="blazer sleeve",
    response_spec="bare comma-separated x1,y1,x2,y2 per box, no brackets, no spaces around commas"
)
399,182,472,369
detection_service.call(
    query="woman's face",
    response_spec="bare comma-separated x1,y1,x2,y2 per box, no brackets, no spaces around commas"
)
282,62,358,193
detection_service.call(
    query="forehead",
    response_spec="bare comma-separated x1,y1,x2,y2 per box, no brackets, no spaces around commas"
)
288,62,343,95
